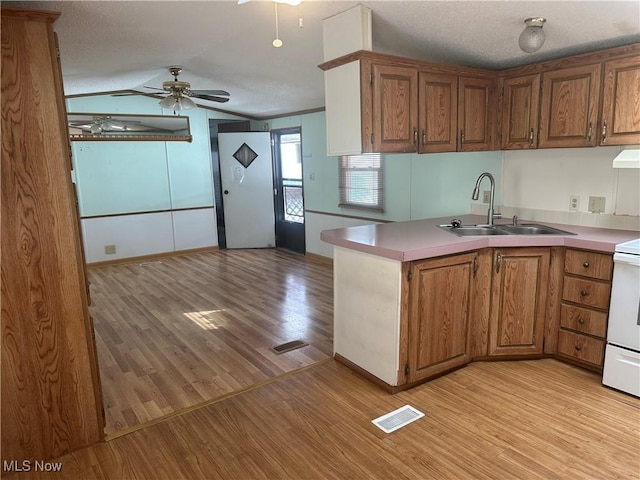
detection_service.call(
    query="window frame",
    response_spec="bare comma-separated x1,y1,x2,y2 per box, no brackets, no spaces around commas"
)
338,153,385,213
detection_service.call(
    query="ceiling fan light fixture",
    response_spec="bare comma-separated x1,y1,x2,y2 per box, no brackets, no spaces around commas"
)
519,17,546,53
159,94,180,110
180,96,196,110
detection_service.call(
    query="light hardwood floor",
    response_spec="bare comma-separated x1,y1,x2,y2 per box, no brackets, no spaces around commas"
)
88,249,334,435
8,359,639,479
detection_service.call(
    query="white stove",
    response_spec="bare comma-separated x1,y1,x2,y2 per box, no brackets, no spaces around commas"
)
602,238,640,397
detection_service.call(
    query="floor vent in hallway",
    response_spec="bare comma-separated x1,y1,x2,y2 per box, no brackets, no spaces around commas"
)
271,340,309,354
372,405,425,433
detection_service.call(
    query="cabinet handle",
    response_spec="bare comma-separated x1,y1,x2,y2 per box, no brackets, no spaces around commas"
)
422,130,426,147
460,130,465,145
601,121,607,143
580,290,589,297
529,128,534,147
414,128,418,146
575,344,582,352
496,253,502,274
577,318,586,325
583,261,590,268
587,122,593,143
473,257,478,277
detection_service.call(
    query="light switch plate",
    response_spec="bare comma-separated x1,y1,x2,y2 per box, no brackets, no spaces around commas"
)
588,196,605,213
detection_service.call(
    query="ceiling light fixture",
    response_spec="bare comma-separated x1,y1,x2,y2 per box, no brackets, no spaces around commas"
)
159,93,196,111
519,17,546,53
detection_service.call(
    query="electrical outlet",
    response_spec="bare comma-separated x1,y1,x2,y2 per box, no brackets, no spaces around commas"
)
569,195,580,211
309,172,316,181
482,190,491,203
588,196,606,213
104,244,116,255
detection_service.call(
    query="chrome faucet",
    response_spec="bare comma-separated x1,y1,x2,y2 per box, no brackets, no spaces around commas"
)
472,172,502,226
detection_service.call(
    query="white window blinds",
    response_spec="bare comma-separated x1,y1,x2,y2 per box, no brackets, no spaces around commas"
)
338,154,385,213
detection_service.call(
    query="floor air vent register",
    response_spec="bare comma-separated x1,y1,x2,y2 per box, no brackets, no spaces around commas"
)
371,405,425,433
271,339,309,355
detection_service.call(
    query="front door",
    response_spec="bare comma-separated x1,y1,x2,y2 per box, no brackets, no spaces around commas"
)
218,132,275,248
272,128,305,254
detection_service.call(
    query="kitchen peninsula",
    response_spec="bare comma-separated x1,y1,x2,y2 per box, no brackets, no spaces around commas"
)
321,215,639,391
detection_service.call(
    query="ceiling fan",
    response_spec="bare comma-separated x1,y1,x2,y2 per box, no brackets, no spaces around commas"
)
115,66,230,111
68,115,146,134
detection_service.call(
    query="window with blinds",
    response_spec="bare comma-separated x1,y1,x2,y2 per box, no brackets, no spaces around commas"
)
338,154,385,212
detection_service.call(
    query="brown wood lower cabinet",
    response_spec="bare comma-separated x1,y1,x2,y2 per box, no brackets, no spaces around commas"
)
556,248,612,371
407,252,479,382
488,247,551,356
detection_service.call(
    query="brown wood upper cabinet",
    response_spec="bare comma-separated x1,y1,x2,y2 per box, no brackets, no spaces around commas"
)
499,45,639,150
458,76,492,151
369,62,492,154
500,74,541,149
600,57,640,145
370,63,419,153
538,64,602,148
418,72,458,153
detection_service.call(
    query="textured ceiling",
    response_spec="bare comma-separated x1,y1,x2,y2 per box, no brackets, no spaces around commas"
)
5,0,640,118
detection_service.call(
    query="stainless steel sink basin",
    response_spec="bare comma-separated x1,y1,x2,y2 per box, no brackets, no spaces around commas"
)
439,222,575,237
439,225,509,236
495,224,574,235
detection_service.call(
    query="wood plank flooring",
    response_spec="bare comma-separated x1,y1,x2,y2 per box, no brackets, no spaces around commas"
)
88,249,334,435
7,359,639,479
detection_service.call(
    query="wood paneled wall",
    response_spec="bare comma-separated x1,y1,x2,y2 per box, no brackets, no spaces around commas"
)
1,7,104,462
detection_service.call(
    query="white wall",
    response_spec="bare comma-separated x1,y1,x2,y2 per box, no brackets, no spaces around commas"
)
67,94,246,263
501,147,640,231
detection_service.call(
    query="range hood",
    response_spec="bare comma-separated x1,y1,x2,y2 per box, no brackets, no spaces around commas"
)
612,148,640,168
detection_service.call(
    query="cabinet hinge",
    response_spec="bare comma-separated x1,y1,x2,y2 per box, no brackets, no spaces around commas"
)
370,73,374,85
370,133,374,144
404,364,409,376
407,270,412,281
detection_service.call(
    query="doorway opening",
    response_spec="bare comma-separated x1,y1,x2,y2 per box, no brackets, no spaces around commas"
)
272,127,305,254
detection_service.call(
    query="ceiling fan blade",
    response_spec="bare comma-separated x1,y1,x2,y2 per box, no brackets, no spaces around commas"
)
192,94,230,103
142,86,165,92
190,89,229,96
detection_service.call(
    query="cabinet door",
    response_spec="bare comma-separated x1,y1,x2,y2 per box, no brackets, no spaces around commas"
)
418,72,457,153
600,57,640,145
501,74,541,149
370,63,418,153
458,76,492,151
408,252,477,382
489,248,550,356
538,64,601,148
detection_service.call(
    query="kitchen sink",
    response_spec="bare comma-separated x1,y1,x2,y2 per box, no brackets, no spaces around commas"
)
495,224,574,235
439,225,509,236
439,223,576,237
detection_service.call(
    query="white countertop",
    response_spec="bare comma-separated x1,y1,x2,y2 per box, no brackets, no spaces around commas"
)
320,214,640,261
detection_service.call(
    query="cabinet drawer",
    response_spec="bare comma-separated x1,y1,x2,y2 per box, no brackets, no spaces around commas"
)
557,330,604,366
564,249,613,281
560,304,607,338
562,276,611,310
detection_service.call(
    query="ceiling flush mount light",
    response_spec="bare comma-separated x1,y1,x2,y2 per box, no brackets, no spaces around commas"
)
519,17,546,53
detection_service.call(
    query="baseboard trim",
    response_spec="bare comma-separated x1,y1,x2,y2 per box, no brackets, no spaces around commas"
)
305,252,333,265
333,353,396,393
87,246,219,268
